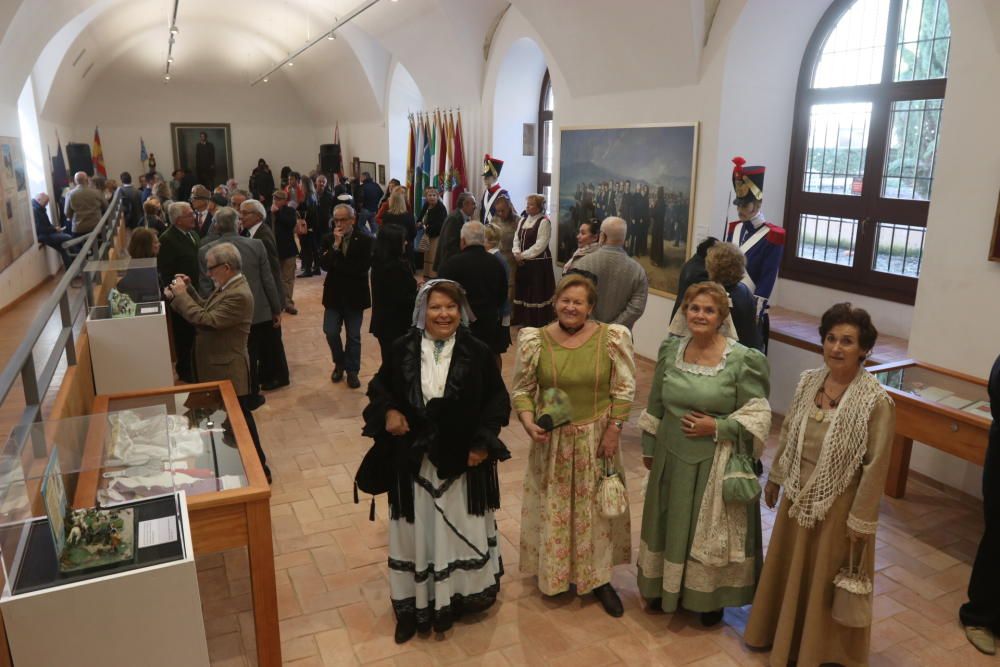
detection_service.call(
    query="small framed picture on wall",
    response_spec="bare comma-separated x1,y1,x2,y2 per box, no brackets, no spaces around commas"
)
378,164,386,185
523,123,536,156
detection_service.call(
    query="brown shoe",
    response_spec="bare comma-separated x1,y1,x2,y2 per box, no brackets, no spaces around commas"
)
966,626,996,655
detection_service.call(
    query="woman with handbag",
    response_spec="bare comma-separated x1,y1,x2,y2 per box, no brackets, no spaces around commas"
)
745,303,894,666
512,273,637,617
362,279,510,644
417,187,447,277
637,281,771,627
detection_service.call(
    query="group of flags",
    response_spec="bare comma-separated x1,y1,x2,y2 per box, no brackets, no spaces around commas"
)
48,127,108,193
406,110,467,213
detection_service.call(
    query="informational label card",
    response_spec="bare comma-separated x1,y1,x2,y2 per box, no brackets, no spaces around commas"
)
137,516,178,548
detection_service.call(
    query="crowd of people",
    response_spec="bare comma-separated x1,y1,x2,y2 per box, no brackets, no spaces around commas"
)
80,152,917,665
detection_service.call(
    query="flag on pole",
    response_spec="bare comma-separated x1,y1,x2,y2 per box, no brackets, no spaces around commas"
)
430,115,438,193
140,137,148,164
406,115,415,200
421,116,432,210
413,116,425,214
451,111,467,209
92,126,107,177
334,122,344,178
436,111,447,196
52,131,69,192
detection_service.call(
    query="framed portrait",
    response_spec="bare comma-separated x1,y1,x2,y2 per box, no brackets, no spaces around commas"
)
378,164,386,185
556,123,699,297
990,190,1000,262
359,160,377,182
523,123,536,156
351,157,361,179
170,123,234,190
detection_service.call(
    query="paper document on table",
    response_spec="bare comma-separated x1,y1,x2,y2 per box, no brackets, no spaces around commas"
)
137,516,178,548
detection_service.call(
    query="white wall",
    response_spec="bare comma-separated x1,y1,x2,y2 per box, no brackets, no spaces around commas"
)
490,38,546,207
386,63,423,185
62,75,321,186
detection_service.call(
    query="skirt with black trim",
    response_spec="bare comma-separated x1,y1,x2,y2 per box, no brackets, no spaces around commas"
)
388,454,503,624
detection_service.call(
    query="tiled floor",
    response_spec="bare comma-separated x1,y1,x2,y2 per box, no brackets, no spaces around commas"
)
118,274,991,665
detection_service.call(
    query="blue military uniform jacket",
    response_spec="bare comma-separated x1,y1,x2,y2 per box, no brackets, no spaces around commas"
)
725,216,785,303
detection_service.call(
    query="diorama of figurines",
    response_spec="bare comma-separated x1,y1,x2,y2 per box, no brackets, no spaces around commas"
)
60,507,135,573
108,287,137,319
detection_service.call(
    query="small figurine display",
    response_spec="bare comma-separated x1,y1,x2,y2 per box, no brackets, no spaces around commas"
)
59,506,135,573
108,287,137,319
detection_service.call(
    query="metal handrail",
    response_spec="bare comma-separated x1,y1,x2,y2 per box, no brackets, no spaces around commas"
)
0,189,124,439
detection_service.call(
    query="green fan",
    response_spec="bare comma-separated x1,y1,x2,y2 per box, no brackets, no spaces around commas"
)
536,388,572,432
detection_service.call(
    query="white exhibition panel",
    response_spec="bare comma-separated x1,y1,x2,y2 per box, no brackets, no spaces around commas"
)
88,301,174,395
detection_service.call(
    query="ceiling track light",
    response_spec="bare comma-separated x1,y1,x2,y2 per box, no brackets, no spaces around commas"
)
251,0,382,86
327,32,336,40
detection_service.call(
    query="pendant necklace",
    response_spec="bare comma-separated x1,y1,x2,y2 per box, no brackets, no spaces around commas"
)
814,381,849,422
558,321,585,336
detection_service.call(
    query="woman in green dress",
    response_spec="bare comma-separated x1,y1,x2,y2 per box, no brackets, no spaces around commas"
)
512,273,637,617
637,281,771,626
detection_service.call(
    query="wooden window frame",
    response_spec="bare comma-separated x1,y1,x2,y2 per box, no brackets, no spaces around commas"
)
782,0,947,305
537,70,552,195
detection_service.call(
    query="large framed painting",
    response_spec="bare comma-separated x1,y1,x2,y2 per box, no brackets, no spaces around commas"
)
170,123,233,190
359,160,377,181
0,137,34,273
556,123,699,297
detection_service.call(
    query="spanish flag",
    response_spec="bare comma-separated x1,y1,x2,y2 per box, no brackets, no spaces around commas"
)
92,126,107,177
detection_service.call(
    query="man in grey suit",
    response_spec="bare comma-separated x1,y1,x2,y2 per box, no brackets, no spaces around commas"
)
198,207,283,408
433,192,476,273
238,199,290,390
574,216,649,329
65,171,107,235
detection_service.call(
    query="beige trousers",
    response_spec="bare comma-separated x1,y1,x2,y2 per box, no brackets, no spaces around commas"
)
280,257,296,306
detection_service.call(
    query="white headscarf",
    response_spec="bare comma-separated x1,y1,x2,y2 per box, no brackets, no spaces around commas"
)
410,279,476,330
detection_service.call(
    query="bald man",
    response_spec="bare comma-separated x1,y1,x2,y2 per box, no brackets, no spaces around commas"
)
574,216,649,329
65,171,107,235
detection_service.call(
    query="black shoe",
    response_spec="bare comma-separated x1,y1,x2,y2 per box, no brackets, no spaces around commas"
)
433,609,453,633
260,380,289,391
246,394,266,411
347,372,361,389
700,610,724,627
593,583,623,618
646,597,663,613
263,464,272,485
285,306,298,315
416,620,432,635
394,615,417,644
331,368,344,383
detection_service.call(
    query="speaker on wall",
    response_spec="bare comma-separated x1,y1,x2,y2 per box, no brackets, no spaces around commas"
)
319,143,342,174
66,143,94,177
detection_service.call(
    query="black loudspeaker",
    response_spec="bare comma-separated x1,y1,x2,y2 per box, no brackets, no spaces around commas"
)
319,143,342,174
66,143,93,176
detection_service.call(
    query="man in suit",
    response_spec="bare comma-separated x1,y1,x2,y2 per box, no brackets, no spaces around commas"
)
160,202,201,382
65,171,107,236
314,174,335,260
33,193,73,268
166,242,270,483
238,199,290,390
117,171,143,229
199,207,283,409
574,217,649,329
195,132,216,188
433,192,476,273
438,221,508,358
270,190,299,314
189,185,214,237
318,203,372,389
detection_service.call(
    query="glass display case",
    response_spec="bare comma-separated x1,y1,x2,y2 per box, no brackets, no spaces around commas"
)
0,411,190,597
872,361,991,421
84,257,162,307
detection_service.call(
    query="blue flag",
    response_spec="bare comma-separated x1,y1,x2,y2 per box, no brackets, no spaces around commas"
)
140,137,148,163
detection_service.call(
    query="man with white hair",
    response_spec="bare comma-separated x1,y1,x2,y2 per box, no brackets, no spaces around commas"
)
574,216,649,329
165,242,270,482
438,221,509,356
65,171,107,235
33,192,73,268
158,201,201,381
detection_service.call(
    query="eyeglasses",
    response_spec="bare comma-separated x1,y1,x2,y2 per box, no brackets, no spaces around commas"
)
207,263,228,272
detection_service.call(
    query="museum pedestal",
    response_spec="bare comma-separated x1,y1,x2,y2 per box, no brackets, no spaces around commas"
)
0,493,209,667
87,300,174,395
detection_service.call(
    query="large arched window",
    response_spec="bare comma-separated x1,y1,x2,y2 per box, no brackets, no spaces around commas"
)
537,70,554,207
783,0,950,304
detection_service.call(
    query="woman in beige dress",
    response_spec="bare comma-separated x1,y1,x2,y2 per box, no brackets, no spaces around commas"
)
745,303,895,666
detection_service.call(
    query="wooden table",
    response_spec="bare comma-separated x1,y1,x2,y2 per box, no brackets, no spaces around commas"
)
89,381,281,666
869,359,992,498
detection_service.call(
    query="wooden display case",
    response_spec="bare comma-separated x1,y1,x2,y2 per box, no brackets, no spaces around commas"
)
869,359,991,499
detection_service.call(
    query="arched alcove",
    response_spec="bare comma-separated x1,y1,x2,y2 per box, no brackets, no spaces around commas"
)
489,37,546,206
386,62,423,184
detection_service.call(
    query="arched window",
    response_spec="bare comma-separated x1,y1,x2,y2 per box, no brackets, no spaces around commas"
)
537,70,554,207
783,0,950,304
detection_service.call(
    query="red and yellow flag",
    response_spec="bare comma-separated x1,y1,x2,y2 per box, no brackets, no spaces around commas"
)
92,126,107,177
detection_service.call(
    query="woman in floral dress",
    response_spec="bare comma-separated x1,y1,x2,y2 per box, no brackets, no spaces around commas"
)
512,273,636,616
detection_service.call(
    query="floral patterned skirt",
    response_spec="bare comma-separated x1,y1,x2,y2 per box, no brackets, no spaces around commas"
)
519,416,631,595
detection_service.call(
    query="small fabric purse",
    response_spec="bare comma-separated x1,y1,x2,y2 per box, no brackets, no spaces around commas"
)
597,457,628,519
832,541,873,628
416,226,430,253
722,443,761,504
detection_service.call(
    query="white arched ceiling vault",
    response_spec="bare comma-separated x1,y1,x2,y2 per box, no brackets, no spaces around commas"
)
386,62,424,183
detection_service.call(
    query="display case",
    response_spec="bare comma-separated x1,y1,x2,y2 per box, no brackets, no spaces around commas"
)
869,359,991,498
85,258,173,395
91,381,280,666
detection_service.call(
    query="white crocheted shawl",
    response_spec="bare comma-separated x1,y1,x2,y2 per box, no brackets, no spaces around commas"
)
776,367,890,529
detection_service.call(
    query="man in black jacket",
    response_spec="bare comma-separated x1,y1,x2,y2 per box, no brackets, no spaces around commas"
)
117,171,143,229
438,221,508,358
318,203,373,388
32,193,73,268
159,202,201,382
315,174,335,250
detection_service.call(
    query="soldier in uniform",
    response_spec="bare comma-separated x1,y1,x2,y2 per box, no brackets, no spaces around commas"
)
480,154,509,224
723,156,785,352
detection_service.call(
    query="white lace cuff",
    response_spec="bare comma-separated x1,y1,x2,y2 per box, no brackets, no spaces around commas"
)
638,409,661,436
847,514,878,535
